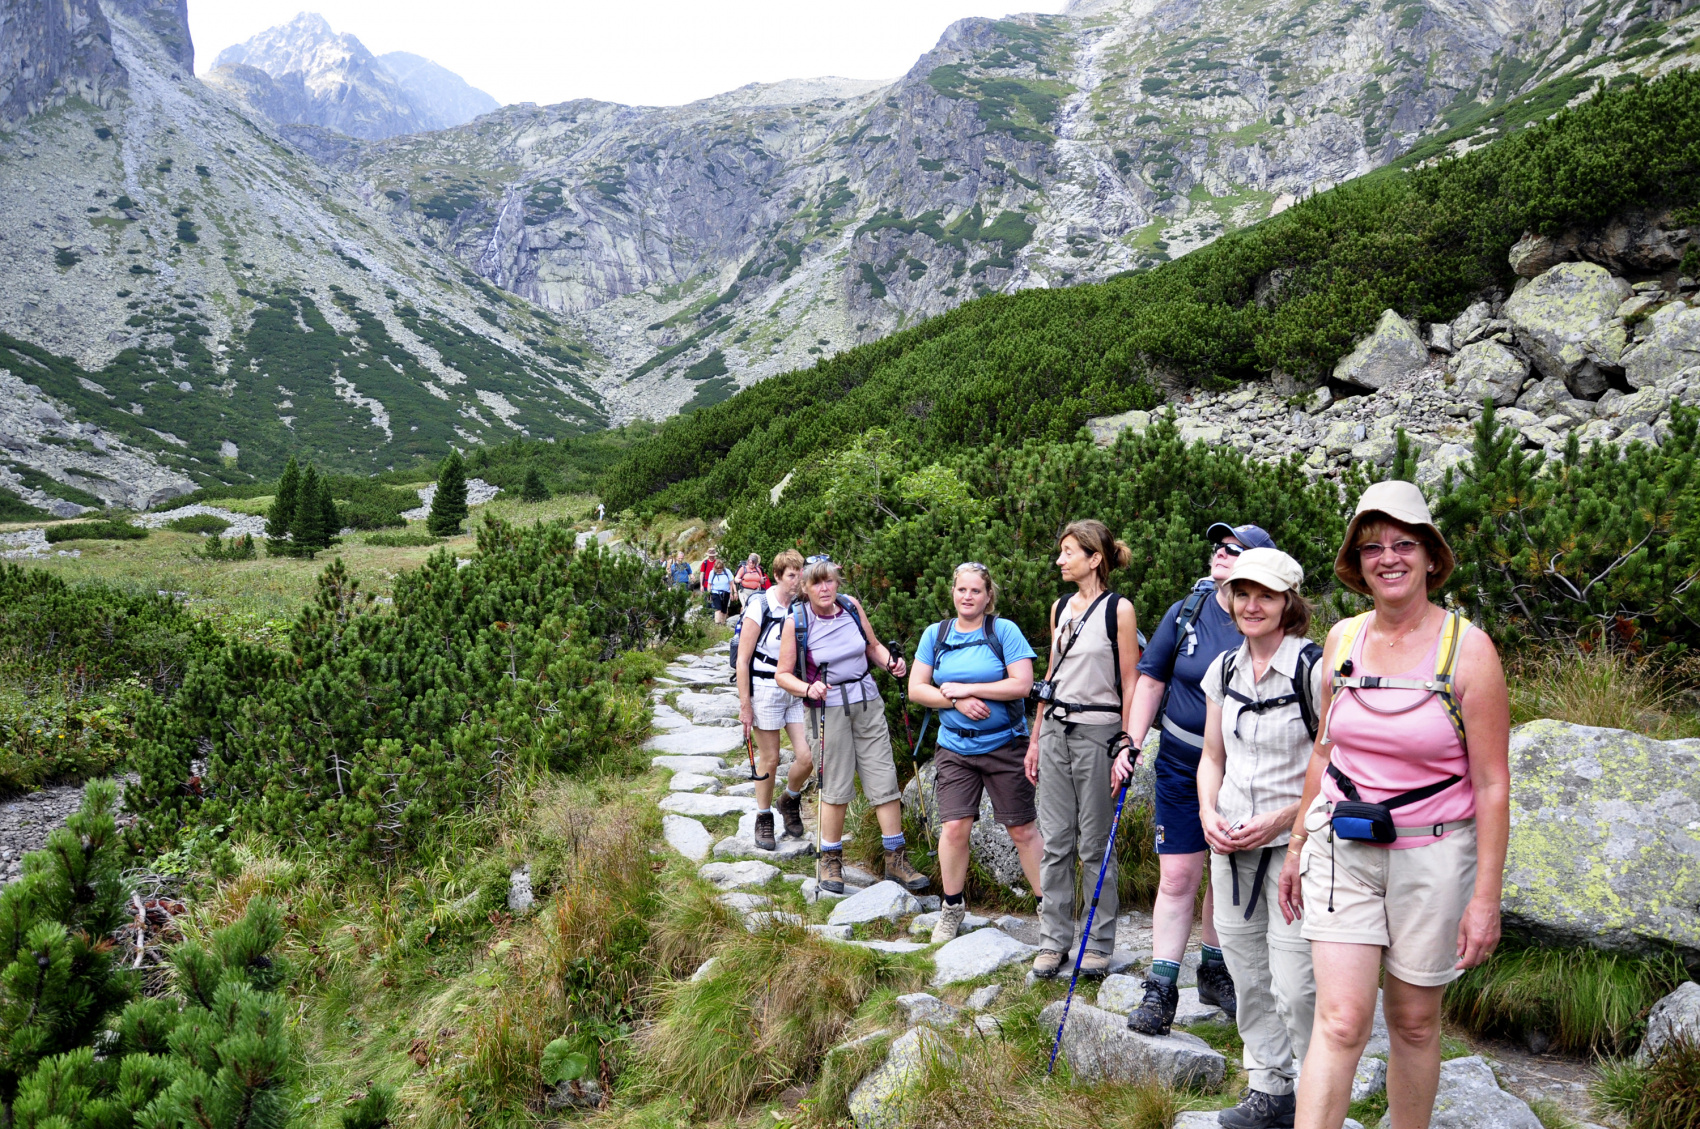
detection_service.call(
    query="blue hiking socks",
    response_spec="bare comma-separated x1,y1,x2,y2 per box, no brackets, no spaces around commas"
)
881,832,906,851
822,840,842,852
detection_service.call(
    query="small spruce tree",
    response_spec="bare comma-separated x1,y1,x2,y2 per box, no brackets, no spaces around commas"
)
291,465,330,558
265,457,300,557
427,451,469,537
316,473,341,546
521,466,548,503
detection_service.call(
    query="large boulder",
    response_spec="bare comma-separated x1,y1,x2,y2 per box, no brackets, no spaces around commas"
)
1502,721,1700,963
1503,263,1632,396
1086,409,1152,446
1508,210,1690,277
1625,305,1700,390
1637,981,1700,1065
1333,310,1429,390
1377,1056,1540,1129
1453,340,1528,406
931,926,1036,987
1038,1000,1226,1088
827,880,923,926
848,1027,953,1129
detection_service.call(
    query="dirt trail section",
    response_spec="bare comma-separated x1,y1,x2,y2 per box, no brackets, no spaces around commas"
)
0,778,131,884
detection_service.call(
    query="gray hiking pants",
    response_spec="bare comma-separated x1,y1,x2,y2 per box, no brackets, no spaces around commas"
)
1037,720,1121,957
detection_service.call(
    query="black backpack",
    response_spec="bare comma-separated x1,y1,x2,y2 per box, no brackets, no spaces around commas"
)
1219,641,1325,740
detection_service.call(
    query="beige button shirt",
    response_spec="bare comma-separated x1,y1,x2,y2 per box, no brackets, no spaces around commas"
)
1201,633,1323,849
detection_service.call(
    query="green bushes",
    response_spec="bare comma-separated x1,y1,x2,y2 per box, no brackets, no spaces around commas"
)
126,518,688,862
166,513,229,535
362,529,439,547
601,71,1700,518
43,521,145,543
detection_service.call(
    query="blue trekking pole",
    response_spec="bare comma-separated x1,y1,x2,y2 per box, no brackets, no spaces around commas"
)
1048,733,1135,1076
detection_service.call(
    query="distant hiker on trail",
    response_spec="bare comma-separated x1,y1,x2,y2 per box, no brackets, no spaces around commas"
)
1278,480,1509,1129
707,559,734,625
735,553,769,595
1115,521,1274,1034
698,554,716,594
1025,519,1141,981
908,562,1040,943
596,502,605,522
737,550,813,851
1196,547,1320,1129
668,552,691,587
776,557,928,895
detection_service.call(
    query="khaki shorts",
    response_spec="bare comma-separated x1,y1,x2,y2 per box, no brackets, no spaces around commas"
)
1298,795,1478,987
935,740,1037,826
818,701,902,806
751,679,804,729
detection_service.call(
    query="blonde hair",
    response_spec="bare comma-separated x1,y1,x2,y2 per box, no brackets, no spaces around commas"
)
952,562,1000,615
800,559,841,587
1059,520,1132,590
772,549,804,579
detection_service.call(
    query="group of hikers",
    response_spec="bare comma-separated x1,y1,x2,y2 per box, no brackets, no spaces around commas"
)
668,550,770,626
721,480,1510,1129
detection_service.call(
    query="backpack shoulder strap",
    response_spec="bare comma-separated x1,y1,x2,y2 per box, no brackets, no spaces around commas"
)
983,615,1006,668
1433,611,1470,749
792,598,810,679
1175,579,1214,636
1294,641,1324,741
837,595,868,643
1330,613,1372,684
1106,592,1123,701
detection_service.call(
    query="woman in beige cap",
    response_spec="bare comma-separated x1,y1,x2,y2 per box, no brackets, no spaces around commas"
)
1276,480,1510,1129
1197,547,1321,1129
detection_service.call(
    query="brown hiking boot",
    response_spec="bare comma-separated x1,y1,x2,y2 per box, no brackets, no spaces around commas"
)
753,811,776,851
1078,950,1111,979
819,847,845,894
1032,949,1065,979
883,847,930,892
776,791,805,839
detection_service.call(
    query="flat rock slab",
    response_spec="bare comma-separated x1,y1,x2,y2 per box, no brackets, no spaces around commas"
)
716,892,772,914
662,814,714,861
659,793,757,818
1177,1117,1362,1129
802,878,851,903
745,911,805,932
698,860,781,890
676,690,741,722
644,728,744,757
809,923,854,940
1096,979,1224,1025
932,927,1037,987
1039,1000,1226,1088
667,772,720,793
909,911,991,936
965,984,1002,1011
715,835,816,861
849,940,930,953
828,880,924,926
895,992,960,1028
651,705,693,730
650,755,727,774
1381,1056,1541,1129
849,1027,953,1129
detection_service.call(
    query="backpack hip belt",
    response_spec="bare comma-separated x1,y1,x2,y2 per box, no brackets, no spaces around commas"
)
1160,713,1205,749
1326,762,1469,843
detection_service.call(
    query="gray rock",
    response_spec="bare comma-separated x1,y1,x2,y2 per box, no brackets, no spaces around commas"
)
658,793,756,818
1454,340,1528,407
1333,310,1429,390
802,878,850,903
895,992,961,1028
1502,262,1630,396
1508,231,1575,278
644,728,744,757
909,910,991,936
714,811,816,860
1501,721,1700,963
726,781,757,797
1428,322,1454,353
691,957,718,981
674,690,741,723
1637,981,1700,1064
827,880,923,926
1377,1056,1540,1129
1573,419,1618,448
662,814,714,861
650,755,729,773
744,911,805,932
809,923,854,940
1601,388,1664,428
1351,433,1399,466
1353,1054,1388,1101
848,939,931,953
1625,305,1700,390
1038,1000,1226,1088
1096,977,1222,1024
1452,300,1494,345
716,892,772,915
1179,421,1227,446
848,1027,953,1129
667,772,720,793
932,927,1038,987
1416,442,1472,489
698,860,780,891
507,865,534,914
965,984,1002,1011
1087,409,1152,445
973,1013,1003,1035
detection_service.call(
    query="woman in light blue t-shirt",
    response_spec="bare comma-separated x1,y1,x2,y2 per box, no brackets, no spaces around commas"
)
907,563,1039,943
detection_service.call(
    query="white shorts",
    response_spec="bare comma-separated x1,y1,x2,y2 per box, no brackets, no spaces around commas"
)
751,679,805,729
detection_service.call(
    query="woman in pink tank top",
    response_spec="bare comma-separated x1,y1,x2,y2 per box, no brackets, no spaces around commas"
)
1276,480,1510,1129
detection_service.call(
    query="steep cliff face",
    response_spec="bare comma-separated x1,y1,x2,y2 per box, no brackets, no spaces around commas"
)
0,0,125,126
353,0,1700,421
205,14,497,139
0,0,599,512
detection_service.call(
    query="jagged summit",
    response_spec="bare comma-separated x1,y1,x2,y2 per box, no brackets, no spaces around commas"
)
206,12,498,139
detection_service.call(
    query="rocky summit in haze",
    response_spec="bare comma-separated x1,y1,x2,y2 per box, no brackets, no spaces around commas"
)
206,13,499,140
1,0,1697,514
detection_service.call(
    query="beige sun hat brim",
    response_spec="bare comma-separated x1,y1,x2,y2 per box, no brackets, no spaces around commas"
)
1334,480,1456,596
1226,547,1304,594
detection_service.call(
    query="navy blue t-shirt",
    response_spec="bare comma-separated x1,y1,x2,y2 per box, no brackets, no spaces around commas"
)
1137,583,1242,743
917,617,1036,755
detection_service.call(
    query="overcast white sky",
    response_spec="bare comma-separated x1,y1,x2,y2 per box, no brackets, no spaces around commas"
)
190,1,1072,108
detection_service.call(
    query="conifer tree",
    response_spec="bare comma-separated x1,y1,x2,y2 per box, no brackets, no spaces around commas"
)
292,465,330,558
427,450,469,536
265,458,300,557
521,466,548,503
317,474,341,543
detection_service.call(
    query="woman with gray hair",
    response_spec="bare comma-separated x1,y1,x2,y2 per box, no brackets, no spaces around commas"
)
776,557,927,895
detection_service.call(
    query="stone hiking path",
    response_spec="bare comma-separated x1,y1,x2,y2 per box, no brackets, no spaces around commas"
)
647,652,1609,1128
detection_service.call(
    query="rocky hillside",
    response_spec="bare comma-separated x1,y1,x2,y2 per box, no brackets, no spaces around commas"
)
0,0,598,514
352,0,1700,419
205,14,498,140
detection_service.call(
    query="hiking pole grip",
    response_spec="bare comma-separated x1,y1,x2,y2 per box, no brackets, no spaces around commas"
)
1048,779,1131,1076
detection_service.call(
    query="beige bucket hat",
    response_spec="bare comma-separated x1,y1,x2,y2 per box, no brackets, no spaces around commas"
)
1226,547,1304,594
1334,479,1456,596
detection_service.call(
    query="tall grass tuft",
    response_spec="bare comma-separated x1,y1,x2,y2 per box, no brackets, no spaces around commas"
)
1444,943,1685,1055
1594,1038,1700,1129
1507,649,1700,738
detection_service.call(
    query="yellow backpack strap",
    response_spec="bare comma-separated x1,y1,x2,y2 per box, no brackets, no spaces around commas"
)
1330,613,1371,686
1434,611,1471,750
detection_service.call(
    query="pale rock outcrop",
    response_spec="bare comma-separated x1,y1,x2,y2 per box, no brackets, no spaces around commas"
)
1379,1056,1540,1129
1453,340,1528,407
1624,305,1700,389
1637,981,1700,1064
1038,1000,1226,1087
1502,262,1631,396
1332,310,1429,390
848,1028,953,1129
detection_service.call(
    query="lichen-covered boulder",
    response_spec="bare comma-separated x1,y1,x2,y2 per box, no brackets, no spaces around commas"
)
1625,305,1700,390
1503,263,1631,396
1333,310,1429,390
1454,340,1529,406
1502,721,1700,963
848,1027,952,1129
1038,1000,1226,1088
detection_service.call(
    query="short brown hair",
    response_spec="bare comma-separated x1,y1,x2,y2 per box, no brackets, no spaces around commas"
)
772,549,804,579
1228,580,1314,640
